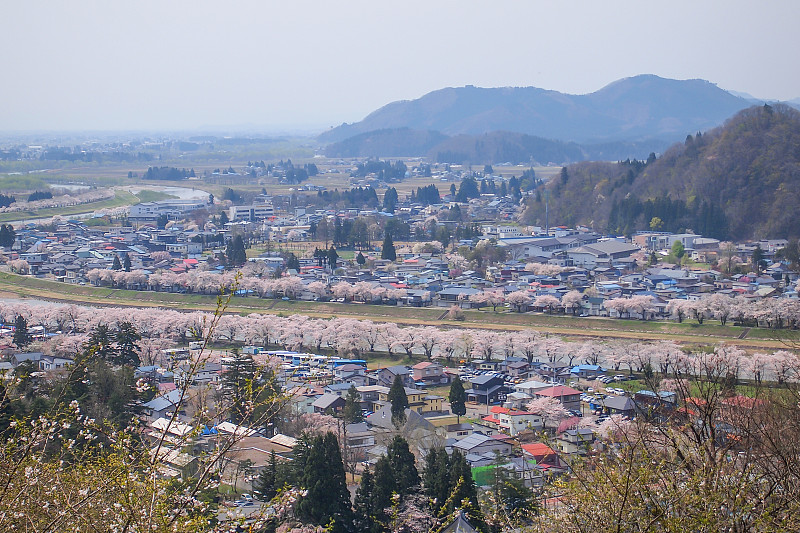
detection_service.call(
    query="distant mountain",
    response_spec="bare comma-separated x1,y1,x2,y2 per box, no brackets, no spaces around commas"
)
520,104,800,240
319,75,760,147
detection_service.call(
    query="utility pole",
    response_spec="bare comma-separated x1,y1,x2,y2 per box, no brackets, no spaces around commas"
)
545,189,549,237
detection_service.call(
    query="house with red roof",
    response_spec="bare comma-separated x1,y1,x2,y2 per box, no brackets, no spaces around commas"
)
521,442,567,468
534,385,581,410
482,406,543,436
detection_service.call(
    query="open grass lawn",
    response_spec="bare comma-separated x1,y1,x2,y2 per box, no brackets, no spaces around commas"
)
0,272,792,350
132,189,178,203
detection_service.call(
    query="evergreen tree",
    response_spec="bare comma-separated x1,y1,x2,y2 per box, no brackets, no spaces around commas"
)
12,315,31,347
752,244,766,274
422,448,451,512
112,255,122,271
342,385,363,424
114,321,141,367
448,378,467,423
456,177,480,202
382,187,398,213
122,253,131,272
388,375,408,428
253,450,279,501
297,432,353,533
226,235,247,267
327,246,339,269
353,468,379,533
387,435,419,494
372,456,395,526
85,324,116,362
445,450,479,514
285,252,300,271
356,251,366,266
0,224,15,248
381,234,396,262
221,348,257,424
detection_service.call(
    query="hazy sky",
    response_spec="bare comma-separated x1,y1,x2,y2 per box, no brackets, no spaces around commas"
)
2,0,798,133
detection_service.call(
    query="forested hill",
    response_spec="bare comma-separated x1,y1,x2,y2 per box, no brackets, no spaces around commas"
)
323,128,669,164
520,104,800,241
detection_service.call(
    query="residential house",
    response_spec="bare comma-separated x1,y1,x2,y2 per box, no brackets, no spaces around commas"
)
521,442,568,469
444,423,475,440
533,385,581,410
482,406,543,436
411,361,449,387
376,387,444,414
375,365,414,388
465,375,510,405
141,389,186,421
312,393,346,414
556,428,595,455
452,432,513,457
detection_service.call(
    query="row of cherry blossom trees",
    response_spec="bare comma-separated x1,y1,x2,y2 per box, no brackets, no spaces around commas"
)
0,189,114,214
2,300,797,383
667,292,800,328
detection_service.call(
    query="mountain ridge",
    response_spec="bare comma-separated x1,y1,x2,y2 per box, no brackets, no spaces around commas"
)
319,75,795,150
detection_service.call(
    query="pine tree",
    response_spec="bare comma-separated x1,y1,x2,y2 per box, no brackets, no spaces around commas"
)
253,450,278,501
226,235,247,266
297,432,353,533
85,324,116,362
221,348,257,424
449,378,467,423
371,456,395,527
381,233,396,261
356,251,366,266
388,375,408,428
114,321,141,367
353,468,379,533
422,447,451,512
112,255,122,271
387,435,419,494
122,253,131,272
342,385,363,424
327,246,339,269
444,450,479,514
12,315,31,347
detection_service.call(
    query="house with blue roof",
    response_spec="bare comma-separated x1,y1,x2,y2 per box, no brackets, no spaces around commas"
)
570,365,606,379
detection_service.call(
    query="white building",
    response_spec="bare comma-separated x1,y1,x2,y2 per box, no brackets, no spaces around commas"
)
230,203,275,222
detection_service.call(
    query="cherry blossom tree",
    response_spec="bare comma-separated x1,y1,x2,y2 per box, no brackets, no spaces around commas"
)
526,397,570,431
627,295,656,320
437,329,466,364
533,294,561,314
514,329,540,364
416,327,441,360
331,281,352,301
596,413,632,441
506,290,531,312
470,330,500,362
666,298,691,323
561,290,584,316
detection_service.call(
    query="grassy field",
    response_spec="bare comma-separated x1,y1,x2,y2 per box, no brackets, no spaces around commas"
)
132,189,178,203
0,271,793,350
